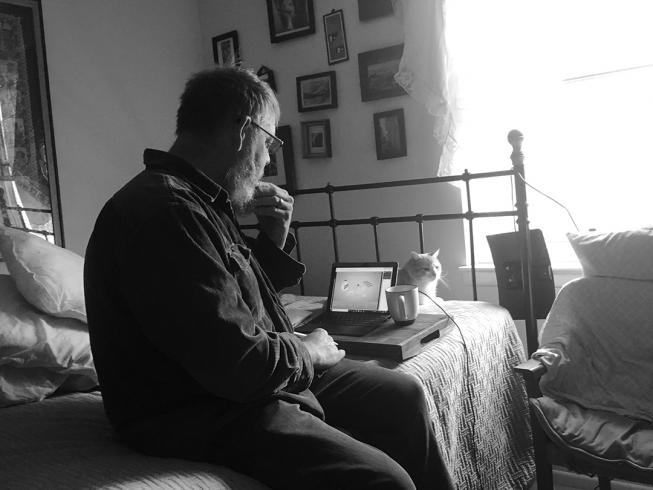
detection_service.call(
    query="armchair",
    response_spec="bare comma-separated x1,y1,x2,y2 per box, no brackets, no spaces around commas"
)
515,229,653,490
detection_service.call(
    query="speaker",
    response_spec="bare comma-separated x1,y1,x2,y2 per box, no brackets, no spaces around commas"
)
486,229,555,320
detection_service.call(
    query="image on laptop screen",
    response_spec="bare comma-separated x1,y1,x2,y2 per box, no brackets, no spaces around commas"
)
330,265,395,312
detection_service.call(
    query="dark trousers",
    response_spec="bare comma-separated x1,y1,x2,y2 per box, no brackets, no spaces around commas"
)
125,359,454,490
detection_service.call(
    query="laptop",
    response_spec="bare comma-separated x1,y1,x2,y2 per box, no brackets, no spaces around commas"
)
294,262,398,337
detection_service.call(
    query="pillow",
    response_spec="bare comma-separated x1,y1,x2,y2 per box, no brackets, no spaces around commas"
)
567,227,653,281
0,275,97,407
0,226,86,322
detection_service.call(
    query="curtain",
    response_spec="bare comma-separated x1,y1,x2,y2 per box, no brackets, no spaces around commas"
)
393,0,458,176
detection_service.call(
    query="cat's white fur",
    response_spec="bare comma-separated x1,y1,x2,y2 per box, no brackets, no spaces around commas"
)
397,250,442,305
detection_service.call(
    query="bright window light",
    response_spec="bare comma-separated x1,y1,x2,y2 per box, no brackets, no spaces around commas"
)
446,0,653,267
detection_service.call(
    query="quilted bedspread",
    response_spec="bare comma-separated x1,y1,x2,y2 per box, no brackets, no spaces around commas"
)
0,300,533,490
284,296,535,490
0,391,269,490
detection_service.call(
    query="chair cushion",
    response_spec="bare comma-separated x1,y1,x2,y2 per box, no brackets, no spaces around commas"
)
538,276,653,423
531,396,653,472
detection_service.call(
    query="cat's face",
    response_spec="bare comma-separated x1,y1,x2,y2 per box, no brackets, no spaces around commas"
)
406,250,441,281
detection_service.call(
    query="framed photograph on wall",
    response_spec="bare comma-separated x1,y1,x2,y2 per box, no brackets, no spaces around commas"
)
323,9,348,65
0,0,63,246
262,125,296,193
358,44,406,102
296,71,337,112
373,109,407,160
301,119,332,158
257,65,277,92
212,30,240,66
357,0,394,21
266,0,315,44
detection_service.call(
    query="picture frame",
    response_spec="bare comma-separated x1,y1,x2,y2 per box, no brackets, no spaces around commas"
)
358,44,406,102
301,120,332,158
257,65,277,92
0,0,63,246
266,0,315,44
323,9,349,65
262,125,296,193
373,109,407,160
212,30,240,66
296,71,337,112
358,0,394,21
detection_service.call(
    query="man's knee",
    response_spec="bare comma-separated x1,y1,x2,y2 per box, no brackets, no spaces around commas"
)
383,371,429,418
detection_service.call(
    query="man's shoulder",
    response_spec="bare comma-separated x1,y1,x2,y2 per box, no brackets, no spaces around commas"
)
105,170,204,228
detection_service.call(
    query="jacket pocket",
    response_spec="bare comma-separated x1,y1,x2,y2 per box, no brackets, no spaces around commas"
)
226,243,264,320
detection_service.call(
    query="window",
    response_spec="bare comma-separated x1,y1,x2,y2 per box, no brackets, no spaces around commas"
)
446,0,653,266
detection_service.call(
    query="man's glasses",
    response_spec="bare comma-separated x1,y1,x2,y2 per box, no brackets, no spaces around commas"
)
249,119,284,154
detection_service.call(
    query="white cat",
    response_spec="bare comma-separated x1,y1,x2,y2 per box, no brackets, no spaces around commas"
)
397,250,442,305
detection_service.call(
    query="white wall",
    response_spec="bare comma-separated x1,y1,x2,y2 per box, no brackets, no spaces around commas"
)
198,1,470,297
41,0,204,256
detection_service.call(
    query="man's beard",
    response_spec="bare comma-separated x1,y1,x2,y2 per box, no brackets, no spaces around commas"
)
223,157,259,214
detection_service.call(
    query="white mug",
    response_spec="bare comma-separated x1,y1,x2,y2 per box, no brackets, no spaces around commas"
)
385,285,419,326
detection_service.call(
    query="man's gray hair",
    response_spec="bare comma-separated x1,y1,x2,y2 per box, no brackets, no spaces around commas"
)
176,66,280,137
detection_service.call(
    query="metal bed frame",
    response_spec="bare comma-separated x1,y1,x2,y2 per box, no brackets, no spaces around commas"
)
246,129,540,356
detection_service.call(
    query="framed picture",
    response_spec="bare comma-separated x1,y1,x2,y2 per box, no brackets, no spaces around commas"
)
358,0,394,21
0,0,63,246
262,125,296,193
296,71,337,112
358,44,406,102
301,120,332,158
212,30,240,66
323,9,349,65
266,0,315,44
257,65,277,92
373,109,407,160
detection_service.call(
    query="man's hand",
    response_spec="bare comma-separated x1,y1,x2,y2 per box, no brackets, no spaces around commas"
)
252,182,293,249
299,328,345,371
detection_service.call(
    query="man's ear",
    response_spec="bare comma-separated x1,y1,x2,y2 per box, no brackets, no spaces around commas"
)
236,116,250,151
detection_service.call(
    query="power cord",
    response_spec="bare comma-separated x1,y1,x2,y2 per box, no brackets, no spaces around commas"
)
515,172,580,232
418,290,482,481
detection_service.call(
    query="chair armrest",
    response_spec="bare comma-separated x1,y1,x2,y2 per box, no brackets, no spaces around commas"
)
514,359,547,398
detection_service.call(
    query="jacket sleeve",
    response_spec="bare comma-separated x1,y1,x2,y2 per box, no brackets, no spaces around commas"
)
120,203,314,402
245,231,306,291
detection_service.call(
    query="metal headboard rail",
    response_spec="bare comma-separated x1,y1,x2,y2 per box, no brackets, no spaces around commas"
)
243,130,538,355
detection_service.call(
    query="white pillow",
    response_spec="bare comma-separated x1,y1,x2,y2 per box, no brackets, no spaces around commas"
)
0,226,86,322
0,275,97,407
567,227,653,281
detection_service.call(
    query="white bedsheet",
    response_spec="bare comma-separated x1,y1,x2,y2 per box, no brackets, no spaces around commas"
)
538,276,653,422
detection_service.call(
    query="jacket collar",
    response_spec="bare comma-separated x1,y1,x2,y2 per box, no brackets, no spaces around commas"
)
143,148,230,207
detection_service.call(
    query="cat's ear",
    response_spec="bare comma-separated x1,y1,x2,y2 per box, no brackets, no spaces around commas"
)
410,251,420,260
430,249,440,257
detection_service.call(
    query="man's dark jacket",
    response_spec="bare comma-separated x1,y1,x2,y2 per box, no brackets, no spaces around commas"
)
84,149,317,436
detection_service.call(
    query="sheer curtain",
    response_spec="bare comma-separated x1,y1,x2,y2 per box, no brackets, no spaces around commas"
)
396,0,653,264
393,0,458,176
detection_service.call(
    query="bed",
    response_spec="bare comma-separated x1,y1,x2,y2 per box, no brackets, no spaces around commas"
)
0,131,537,489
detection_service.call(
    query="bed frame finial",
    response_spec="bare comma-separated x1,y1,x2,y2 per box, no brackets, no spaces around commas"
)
508,129,523,153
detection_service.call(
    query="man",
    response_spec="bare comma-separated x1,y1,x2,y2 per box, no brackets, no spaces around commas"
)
84,67,453,490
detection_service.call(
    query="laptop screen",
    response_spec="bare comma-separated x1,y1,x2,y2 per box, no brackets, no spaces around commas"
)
329,264,396,313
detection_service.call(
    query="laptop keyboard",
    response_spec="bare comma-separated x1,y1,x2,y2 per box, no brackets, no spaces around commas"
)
325,312,389,326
